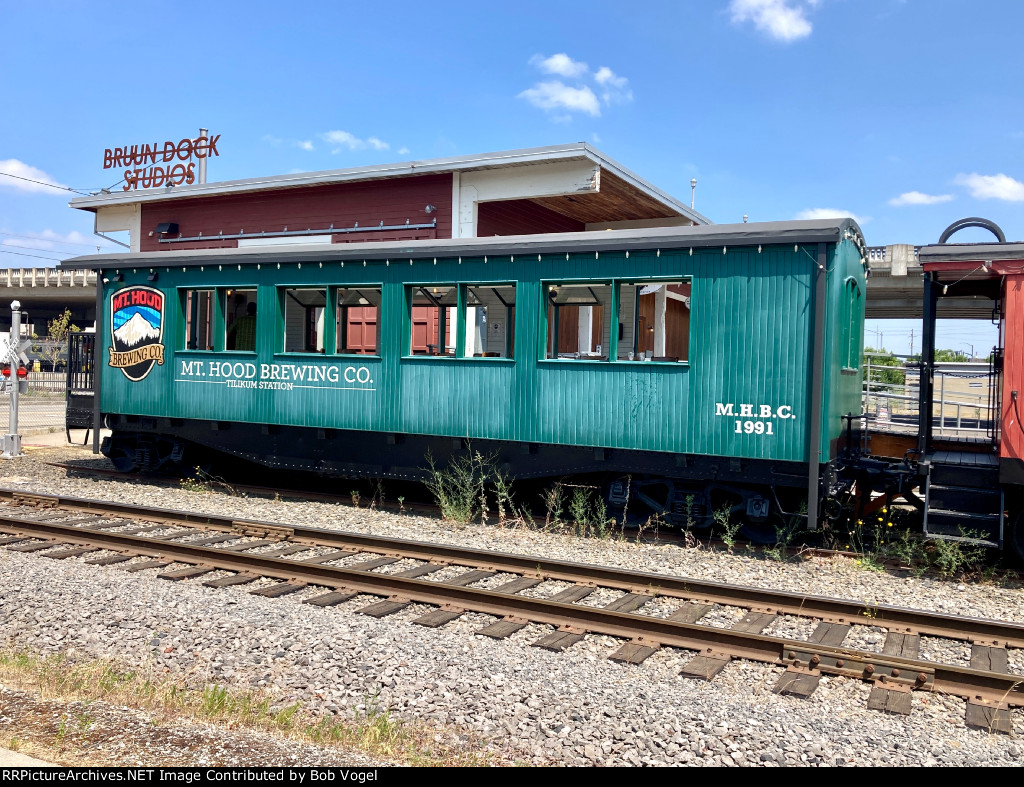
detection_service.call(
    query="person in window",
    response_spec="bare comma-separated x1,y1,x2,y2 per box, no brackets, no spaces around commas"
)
227,302,257,351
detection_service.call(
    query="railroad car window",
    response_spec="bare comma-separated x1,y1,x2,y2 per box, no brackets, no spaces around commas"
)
617,280,690,362
336,287,382,355
545,283,611,360
183,289,215,351
843,277,862,370
283,288,327,353
224,289,258,352
408,285,457,356
463,284,515,358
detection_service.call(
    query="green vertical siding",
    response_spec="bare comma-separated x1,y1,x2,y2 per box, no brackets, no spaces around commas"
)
819,242,868,459
100,240,862,464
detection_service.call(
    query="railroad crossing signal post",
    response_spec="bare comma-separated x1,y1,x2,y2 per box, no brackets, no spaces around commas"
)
1,300,29,459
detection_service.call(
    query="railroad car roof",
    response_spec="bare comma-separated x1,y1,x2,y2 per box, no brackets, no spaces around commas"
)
60,217,865,271
920,241,1024,264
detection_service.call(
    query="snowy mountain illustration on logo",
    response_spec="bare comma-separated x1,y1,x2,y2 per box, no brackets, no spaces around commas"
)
109,286,165,382
113,311,160,347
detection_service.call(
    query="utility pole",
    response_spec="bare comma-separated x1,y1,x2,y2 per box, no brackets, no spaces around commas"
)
910,328,915,357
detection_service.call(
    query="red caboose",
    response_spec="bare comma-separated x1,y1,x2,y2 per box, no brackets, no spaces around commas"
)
918,218,1023,558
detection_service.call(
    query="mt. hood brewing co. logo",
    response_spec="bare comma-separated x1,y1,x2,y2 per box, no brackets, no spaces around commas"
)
109,286,165,381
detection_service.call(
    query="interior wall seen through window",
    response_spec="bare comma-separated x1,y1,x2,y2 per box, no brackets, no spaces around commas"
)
410,286,457,355
546,283,611,359
336,287,381,355
618,281,690,362
184,289,214,350
283,288,327,353
464,284,515,358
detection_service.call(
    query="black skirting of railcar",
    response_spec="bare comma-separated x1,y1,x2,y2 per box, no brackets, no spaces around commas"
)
102,415,821,534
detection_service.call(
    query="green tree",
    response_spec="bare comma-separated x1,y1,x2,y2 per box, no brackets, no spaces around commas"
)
863,347,905,386
933,348,970,362
40,308,78,371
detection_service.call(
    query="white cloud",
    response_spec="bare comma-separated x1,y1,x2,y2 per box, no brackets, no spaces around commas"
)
530,53,588,79
0,160,69,194
295,140,314,151
594,66,633,105
397,147,410,155
518,81,601,117
889,191,954,206
262,134,283,146
797,207,868,223
729,0,815,42
954,172,1024,202
320,130,392,153
521,54,632,118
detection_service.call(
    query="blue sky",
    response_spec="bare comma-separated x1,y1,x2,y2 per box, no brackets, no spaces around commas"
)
1,0,1020,355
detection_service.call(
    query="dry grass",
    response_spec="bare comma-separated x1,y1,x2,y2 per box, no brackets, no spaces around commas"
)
0,649,504,766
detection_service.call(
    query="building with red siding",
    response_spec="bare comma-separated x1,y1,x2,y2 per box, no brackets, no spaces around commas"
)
70,143,708,253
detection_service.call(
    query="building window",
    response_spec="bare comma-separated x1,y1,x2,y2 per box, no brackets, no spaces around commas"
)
617,280,690,362
183,289,215,350
545,282,612,360
464,284,515,358
408,285,458,356
336,287,381,355
224,289,258,351
282,288,327,353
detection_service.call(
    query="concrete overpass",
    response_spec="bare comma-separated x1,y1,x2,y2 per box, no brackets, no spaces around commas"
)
0,268,97,333
865,244,995,319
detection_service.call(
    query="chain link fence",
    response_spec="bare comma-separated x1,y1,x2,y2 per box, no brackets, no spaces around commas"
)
0,370,68,436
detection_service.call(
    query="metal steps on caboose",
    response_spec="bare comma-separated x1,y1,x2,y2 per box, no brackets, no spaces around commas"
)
922,452,1003,547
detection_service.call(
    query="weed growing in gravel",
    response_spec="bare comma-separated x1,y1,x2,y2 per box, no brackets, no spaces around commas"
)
0,649,498,766
842,506,989,579
715,504,742,552
179,466,238,496
424,448,532,528
562,484,612,538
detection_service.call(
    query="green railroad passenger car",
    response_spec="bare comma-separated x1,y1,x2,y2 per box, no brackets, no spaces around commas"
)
62,218,868,535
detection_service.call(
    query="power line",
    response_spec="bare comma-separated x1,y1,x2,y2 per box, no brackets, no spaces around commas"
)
0,231,103,250
1,242,77,256
0,248,64,262
0,172,93,196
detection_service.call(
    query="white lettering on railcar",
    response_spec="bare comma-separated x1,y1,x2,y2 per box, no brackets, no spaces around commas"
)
174,360,374,392
714,401,796,438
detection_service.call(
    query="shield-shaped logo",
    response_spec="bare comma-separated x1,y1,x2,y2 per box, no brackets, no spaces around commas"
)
109,286,165,381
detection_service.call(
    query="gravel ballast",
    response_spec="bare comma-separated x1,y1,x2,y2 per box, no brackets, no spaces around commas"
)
1,445,1022,767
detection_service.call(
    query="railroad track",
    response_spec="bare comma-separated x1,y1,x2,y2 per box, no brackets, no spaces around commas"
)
1,488,1022,733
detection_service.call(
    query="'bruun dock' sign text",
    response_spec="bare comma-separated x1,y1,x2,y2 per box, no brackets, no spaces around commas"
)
103,135,221,191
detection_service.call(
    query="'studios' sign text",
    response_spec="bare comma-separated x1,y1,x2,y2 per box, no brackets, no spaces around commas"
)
103,135,221,191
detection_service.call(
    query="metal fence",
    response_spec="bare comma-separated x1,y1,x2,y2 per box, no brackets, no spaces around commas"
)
862,353,999,439
0,380,67,434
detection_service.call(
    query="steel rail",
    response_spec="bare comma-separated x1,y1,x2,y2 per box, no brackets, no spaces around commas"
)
2,513,1023,707
5,488,1024,649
